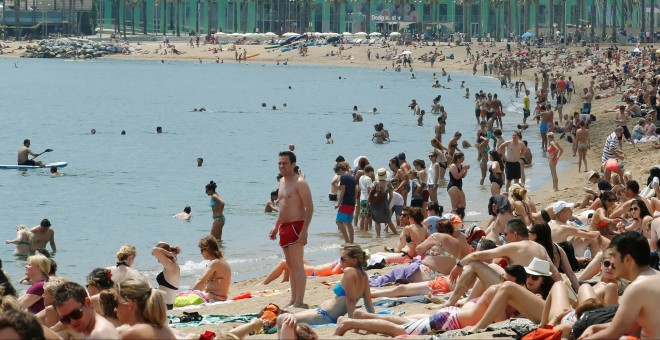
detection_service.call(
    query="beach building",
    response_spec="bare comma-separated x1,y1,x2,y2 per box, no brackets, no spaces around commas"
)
0,0,657,41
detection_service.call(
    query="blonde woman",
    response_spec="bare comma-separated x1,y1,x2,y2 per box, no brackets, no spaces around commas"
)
192,236,231,301
114,277,175,339
152,242,181,310
19,254,50,313
5,225,33,257
36,279,67,327
109,244,141,284
546,132,564,191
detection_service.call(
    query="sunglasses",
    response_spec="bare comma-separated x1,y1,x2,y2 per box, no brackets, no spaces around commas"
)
602,260,616,269
630,207,639,211
59,306,84,324
527,274,541,281
401,214,409,217
340,256,352,262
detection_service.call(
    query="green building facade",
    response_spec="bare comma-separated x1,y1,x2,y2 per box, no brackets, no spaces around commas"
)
95,0,653,39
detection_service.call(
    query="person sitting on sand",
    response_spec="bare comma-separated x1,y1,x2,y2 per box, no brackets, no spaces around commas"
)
191,235,231,301
113,277,176,339
263,258,343,284
108,244,141,284
290,244,374,324
6,224,33,257
173,206,191,220
381,207,429,260
333,262,545,337
84,268,115,318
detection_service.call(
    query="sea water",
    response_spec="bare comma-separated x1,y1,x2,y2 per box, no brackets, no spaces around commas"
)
0,58,564,289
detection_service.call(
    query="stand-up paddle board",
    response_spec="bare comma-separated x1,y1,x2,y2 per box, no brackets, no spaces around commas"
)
0,162,68,170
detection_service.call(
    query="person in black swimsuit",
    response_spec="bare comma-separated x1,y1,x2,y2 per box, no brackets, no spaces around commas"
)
447,152,469,211
152,242,181,310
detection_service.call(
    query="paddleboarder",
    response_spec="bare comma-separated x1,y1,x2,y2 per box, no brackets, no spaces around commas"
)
17,139,46,167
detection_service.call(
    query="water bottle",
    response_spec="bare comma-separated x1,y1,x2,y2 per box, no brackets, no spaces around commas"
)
584,246,592,259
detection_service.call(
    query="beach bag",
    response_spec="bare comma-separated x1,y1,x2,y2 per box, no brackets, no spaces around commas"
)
257,303,287,330
571,304,618,339
368,184,385,205
519,325,562,340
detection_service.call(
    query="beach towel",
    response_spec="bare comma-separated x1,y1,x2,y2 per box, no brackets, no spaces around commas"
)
174,291,207,307
168,313,258,328
373,295,431,307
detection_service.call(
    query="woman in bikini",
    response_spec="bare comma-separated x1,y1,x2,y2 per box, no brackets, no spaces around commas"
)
206,180,226,241
389,157,408,205
488,150,504,195
85,268,115,318
263,258,343,284
293,244,374,325
476,133,490,186
152,242,181,310
509,185,535,226
546,132,563,191
382,207,429,261
617,199,654,240
430,136,449,180
589,191,620,240
192,235,231,301
110,244,141,284
447,152,469,211
5,224,33,257
412,159,429,212
576,120,590,172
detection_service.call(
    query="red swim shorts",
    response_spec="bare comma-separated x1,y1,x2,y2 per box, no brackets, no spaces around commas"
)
428,276,451,295
279,220,304,248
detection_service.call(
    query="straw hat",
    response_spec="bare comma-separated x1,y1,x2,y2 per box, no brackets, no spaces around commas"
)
377,168,390,181
524,257,551,276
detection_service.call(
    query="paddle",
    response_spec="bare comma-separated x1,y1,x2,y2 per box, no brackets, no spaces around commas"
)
31,149,53,160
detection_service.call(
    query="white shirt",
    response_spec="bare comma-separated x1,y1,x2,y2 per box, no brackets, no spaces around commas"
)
389,191,404,208
359,175,373,201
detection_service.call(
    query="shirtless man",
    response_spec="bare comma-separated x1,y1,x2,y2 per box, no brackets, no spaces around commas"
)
549,201,605,256
352,113,363,122
17,139,45,167
491,94,504,128
173,206,192,220
441,219,563,308
579,232,660,339
269,151,314,308
580,80,595,114
30,219,56,252
498,131,526,191
53,282,120,339
265,191,279,213
537,104,553,150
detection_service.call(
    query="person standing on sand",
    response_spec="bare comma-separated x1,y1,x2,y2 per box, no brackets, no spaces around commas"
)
334,163,356,243
30,219,56,253
269,151,314,309
17,139,45,167
581,80,595,114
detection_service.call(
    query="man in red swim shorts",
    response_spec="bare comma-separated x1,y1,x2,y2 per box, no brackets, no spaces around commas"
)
269,151,314,309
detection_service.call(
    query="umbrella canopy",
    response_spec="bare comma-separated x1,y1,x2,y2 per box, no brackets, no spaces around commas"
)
519,50,529,55
354,32,368,36
656,49,660,53
401,50,412,55
214,32,227,38
521,32,535,39
264,32,277,37
390,32,401,36
282,32,298,37
369,32,382,37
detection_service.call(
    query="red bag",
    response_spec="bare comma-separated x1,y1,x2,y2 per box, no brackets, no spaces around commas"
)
521,325,562,340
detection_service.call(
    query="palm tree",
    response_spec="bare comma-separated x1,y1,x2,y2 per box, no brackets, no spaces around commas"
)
162,0,167,35
651,0,655,42
549,0,554,39
126,0,139,35
535,0,540,36
642,0,646,34
175,0,181,36
602,0,607,40
13,0,21,38
365,0,371,33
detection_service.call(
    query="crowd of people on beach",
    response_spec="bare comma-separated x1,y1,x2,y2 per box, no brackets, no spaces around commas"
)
3,36,660,340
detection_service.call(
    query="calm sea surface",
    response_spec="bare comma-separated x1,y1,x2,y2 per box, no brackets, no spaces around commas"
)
0,57,565,290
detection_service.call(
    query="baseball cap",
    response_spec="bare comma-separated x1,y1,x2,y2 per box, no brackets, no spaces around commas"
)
552,201,575,214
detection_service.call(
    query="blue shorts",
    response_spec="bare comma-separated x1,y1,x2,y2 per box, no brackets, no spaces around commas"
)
336,212,353,223
392,205,403,216
582,103,591,113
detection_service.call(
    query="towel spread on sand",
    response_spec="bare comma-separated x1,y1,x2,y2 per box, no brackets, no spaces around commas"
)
168,313,259,328
373,295,431,307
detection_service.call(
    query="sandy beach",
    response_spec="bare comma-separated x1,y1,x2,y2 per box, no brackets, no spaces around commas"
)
3,38,658,339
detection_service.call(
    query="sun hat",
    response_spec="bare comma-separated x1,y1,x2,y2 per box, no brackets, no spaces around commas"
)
586,170,599,181
553,201,575,214
524,257,551,276
377,168,390,181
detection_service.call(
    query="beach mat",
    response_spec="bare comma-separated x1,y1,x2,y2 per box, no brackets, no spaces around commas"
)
168,313,258,328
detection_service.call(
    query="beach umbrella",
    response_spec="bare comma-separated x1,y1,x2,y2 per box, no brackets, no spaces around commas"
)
401,50,412,55
369,32,382,37
519,50,529,55
390,32,400,36
282,32,298,37
342,32,353,36
354,32,368,36
656,49,660,53
264,32,277,37
521,32,535,39
214,32,227,38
